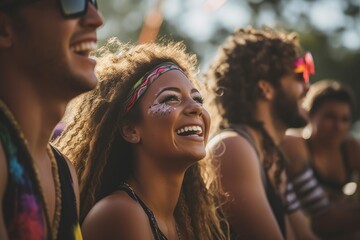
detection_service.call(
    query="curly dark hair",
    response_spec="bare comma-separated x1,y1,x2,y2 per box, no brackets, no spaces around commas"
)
55,38,228,240
205,26,303,191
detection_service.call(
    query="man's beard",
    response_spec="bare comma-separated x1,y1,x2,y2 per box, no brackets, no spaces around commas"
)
273,87,308,128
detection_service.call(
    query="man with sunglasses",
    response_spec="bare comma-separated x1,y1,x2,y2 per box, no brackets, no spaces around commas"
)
205,26,318,239
0,0,103,239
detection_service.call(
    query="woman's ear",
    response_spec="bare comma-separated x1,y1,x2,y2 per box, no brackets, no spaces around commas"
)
120,122,141,144
258,80,275,100
0,12,13,48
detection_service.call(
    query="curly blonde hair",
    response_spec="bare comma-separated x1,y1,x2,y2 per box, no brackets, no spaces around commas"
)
55,38,228,240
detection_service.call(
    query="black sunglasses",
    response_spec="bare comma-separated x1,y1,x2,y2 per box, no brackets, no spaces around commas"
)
60,0,98,19
0,0,98,19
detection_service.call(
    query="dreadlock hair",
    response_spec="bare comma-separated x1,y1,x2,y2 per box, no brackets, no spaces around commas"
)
55,38,228,240
303,79,356,119
204,26,302,193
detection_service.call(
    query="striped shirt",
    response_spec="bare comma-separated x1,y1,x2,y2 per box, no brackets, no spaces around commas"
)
287,168,330,216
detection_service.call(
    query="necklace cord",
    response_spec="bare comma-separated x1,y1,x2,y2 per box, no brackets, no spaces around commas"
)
0,100,62,240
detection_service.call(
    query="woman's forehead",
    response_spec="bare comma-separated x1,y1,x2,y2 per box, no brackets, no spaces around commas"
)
147,70,195,94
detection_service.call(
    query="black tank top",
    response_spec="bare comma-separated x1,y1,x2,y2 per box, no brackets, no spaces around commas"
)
220,125,286,238
117,182,168,240
51,145,82,240
307,139,353,195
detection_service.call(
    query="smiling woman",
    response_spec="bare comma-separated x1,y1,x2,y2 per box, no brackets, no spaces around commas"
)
55,39,228,240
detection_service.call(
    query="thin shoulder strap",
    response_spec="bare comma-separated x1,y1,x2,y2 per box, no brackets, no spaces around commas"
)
223,124,266,187
308,139,352,182
340,142,352,181
117,182,167,240
229,124,261,159
305,138,316,168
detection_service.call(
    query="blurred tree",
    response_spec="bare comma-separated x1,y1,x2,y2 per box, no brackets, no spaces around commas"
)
97,0,360,125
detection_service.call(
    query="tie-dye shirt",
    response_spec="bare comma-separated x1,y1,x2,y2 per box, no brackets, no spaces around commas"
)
0,103,82,240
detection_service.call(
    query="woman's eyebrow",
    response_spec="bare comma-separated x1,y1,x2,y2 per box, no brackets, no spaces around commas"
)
191,88,200,94
155,87,199,97
156,87,181,97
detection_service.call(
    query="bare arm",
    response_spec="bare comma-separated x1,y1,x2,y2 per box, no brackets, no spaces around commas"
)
280,135,309,177
0,143,9,240
286,210,318,240
282,135,360,238
81,191,154,240
209,132,284,239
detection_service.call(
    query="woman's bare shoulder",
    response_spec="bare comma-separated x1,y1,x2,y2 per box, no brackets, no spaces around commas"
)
81,191,153,240
208,130,260,162
281,135,310,176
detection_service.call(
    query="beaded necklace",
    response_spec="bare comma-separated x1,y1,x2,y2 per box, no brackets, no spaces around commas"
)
0,100,62,239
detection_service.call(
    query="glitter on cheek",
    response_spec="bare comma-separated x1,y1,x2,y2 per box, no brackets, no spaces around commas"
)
148,103,174,116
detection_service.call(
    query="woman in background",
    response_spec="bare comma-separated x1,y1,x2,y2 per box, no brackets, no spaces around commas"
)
282,80,360,239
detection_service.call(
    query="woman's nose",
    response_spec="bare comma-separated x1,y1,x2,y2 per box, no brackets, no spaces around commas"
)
184,99,203,117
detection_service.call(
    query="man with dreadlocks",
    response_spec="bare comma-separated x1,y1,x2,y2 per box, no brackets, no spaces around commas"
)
205,26,317,239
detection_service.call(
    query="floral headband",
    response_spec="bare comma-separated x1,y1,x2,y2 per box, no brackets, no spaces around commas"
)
294,52,315,84
125,62,184,112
